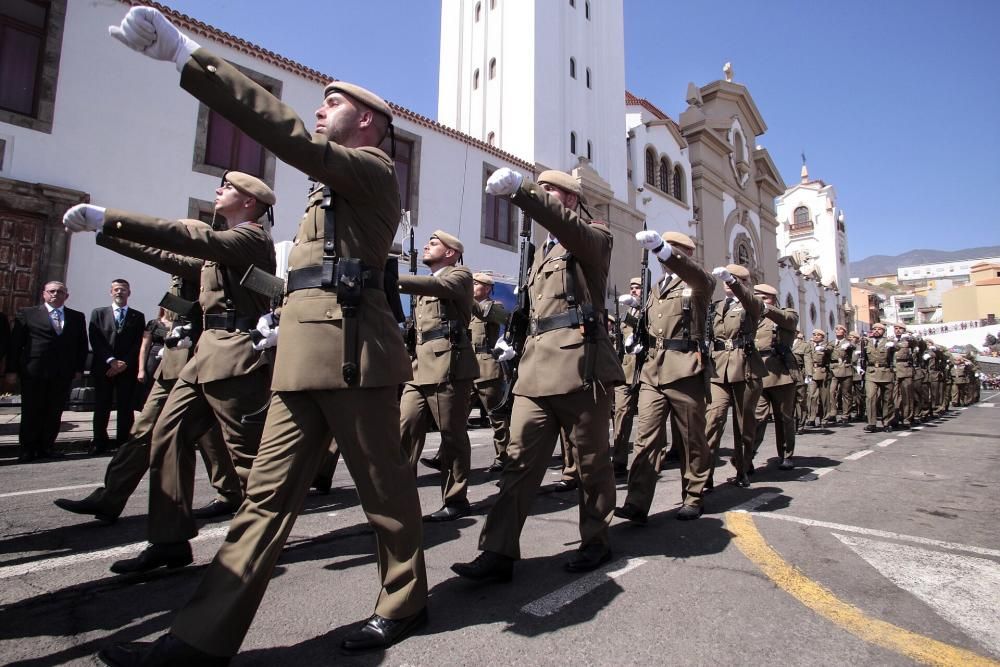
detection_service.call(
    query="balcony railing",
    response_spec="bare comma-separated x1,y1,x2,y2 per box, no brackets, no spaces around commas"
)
789,221,814,236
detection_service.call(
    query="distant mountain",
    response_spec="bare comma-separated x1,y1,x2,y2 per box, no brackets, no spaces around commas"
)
850,246,1000,280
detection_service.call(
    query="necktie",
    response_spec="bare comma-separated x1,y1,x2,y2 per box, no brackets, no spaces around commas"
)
52,309,63,334
544,240,555,257
115,308,125,330
722,297,733,315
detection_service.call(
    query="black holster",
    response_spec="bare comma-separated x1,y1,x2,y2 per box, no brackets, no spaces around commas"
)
337,258,363,386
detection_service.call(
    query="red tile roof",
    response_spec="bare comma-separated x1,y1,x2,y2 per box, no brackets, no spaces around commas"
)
625,90,682,135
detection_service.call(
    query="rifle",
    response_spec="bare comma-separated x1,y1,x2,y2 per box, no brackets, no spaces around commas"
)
402,212,417,358
612,285,625,364
628,222,651,395
159,292,202,348
490,213,535,417
238,265,286,344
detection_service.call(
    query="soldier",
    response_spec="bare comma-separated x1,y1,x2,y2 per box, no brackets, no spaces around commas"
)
847,331,865,421
97,7,426,661
750,283,799,473
943,351,956,411
804,329,833,428
65,170,277,577
451,168,624,581
891,323,918,428
612,276,643,476
912,336,931,421
703,264,764,490
469,273,510,472
612,230,715,523
398,230,478,521
791,330,810,433
862,322,896,433
827,324,855,424
924,339,946,417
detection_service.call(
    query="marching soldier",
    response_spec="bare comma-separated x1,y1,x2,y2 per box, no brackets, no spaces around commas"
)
804,329,833,427
452,168,624,580
827,324,855,424
470,273,511,472
791,330,810,433
704,264,765,490
924,339,946,417
398,230,478,521
96,8,426,661
943,351,955,411
750,284,799,473
613,230,715,523
848,331,865,421
612,276,643,476
913,336,931,421
863,322,896,432
891,323,918,427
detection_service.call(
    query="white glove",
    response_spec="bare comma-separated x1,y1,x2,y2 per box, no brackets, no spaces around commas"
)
167,324,191,339
618,294,639,309
815,344,824,351
485,168,523,196
885,341,895,348
631,344,644,356
840,341,850,349
109,7,200,72
636,230,662,251
252,314,279,351
857,366,865,376
624,333,635,348
922,353,931,360
63,204,106,233
805,376,813,384
493,338,516,362
173,337,193,350
712,267,733,283
156,347,164,360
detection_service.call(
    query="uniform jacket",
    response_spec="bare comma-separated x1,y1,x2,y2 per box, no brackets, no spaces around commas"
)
100,211,274,384
619,310,638,381
791,339,809,379
804,342,833,381
863,337,895,383
892,335,917,379
925,346,945,382
471,298,508,384
709,278,765,384
639,252,715,387
88,305,145,377
8,305,88,380
180,48,411,391
828,337,855,378
508,180,624,396
753,305,799,389
951,363,969,384
398,266,478,385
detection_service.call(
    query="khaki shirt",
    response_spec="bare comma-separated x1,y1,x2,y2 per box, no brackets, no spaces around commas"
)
753,306,799,389
180,48,411,391
804,342,833,382
709,278,765,384
399,266,478,385
892,336,917,379
619,310,638,382
471,298,508,384
863,337,895,383
508,180,624,396
829,337,856,379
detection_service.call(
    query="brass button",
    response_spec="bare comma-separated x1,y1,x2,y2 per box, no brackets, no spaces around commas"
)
200,286,205,292
325,310,333,318
657,313,662,318
657,328,663,334
116,222,122,230
207,65,217,73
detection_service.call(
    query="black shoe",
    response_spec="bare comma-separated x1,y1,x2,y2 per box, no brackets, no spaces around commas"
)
863,425,878,433
312,475,332,495
564,544,612,573
419,457,442,471
89,439,113,455
542,479,578,493
452,551,514,583
98,632,230,666
341,608,428,652
424,502,470,522
486,460,505,474
39,449,65,459
703,477,715,494
110,542,192,574
613,503,648,525
17,451,37,463
884,425,894,433
54,496,118,525
192,499,238,520
729,473,751,488
613,464,629,478
779,457,794,470
676,504,703,521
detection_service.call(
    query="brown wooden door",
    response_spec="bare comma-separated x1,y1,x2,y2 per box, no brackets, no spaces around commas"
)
0,210,46,315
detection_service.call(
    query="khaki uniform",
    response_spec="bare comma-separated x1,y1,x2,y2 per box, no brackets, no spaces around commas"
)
850,345,866,420
791,339,810,429
478,179,624,560
827,337,856,421
892,335,918,423
611,311,639,469
624,253,715,512
471,298,510,464
804,341,833,424
864,337,895,428
162,50,424,657
752,306,800,462
398,266,478,507
926,346,946,415
705,279,764,484
100,210,275,547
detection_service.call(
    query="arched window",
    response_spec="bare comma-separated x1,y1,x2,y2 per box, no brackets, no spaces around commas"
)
794,206,810,225
586,68,592,89
587,141,593,160
569,58,576,79
733,131,746,163
829,312,835,331
490,0,496,8
785,294,795,310
473,69,480,90
644,148,656,186
475,2,481,21
809,303,818,323
488,58,496,79
658,158,670,193
569,0,575,6
570,132,577,155
736,241,751,267
672,165,684,202
585,1,591,19
487,131,495,146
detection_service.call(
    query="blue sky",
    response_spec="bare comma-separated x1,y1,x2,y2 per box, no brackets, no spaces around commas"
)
160,0,1000,262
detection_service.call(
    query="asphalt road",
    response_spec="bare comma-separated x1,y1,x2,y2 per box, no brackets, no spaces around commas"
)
1,394,998,666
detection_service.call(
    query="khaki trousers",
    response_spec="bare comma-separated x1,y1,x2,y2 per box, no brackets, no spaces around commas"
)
931,380,945,413
90,377,241,517
827,375,853,420
794,381,808,428
148,370,270,544
313,439,341,486
895,376,915,421
473,379,510,463
400,379,474,506
611,383,638,468
852,380,866,419
171,387,427,657
866,379,894,427
752,383,797,462
807,378,830,422
705,378,761,485
478,386,614,559
625,375,709,512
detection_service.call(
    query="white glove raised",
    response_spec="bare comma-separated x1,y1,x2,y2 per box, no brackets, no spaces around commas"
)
63,204,106,233
885,341,895,348
635,230,663,251
493,338,517,362
840,341,851,349
485,168,523,196
711,267,733,283
618,294,640,309
922,353,931,360
109,6,200,72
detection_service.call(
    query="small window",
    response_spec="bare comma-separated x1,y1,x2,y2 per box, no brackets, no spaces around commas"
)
569,57,576,79
810,303,818,322
487,131,495,146
672,165,684,202
785,294,795,310
0,0,66,133
569,0,575,6
378,131,419,215
585,67,592,89
794,206,810,225
829,312,835,331
488,58,496,79
570,132,577,155
587,141,592,160
490,0,496,8
475,2,481,21
585,1,591,19
658,158,670,193
644,148,656,186
482,165,517,249
473,68,480,90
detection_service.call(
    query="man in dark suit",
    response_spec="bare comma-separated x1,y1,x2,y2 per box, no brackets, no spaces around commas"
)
89,279,145,453
0,312,10,373
5,281,88,462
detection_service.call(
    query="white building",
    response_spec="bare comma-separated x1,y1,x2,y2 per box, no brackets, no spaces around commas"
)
897,257,1000,284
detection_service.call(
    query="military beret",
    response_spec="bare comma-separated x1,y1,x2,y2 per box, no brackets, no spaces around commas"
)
661,231,695,250
607,313,617,323
848,332,860,339
812,328,826,337
472,272,494,286
893,322,907,331
432,229,464,254
753,283,778,296
629,276,642,286
725,264,750,280
537,170,585,204
323,81,392,121
225,171,276,206
834,323,847,332
872,322,887,331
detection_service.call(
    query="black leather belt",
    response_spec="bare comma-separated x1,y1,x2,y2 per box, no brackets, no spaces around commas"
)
712,336,753,351
529,310,581,336
203,314,258,332
870,363,890,368
473,344,492,354
415,323,468,345
653,337,699,352
286,263,383,293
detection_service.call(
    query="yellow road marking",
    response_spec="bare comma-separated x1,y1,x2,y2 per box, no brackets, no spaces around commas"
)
725,511,1000,666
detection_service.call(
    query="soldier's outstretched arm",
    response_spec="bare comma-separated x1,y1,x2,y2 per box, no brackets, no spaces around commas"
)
660,251,715,295
475,300,509,325
509,180,610,269
97,232,202,281
763,306,798,331
398,267,473,300
727,275,765,320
